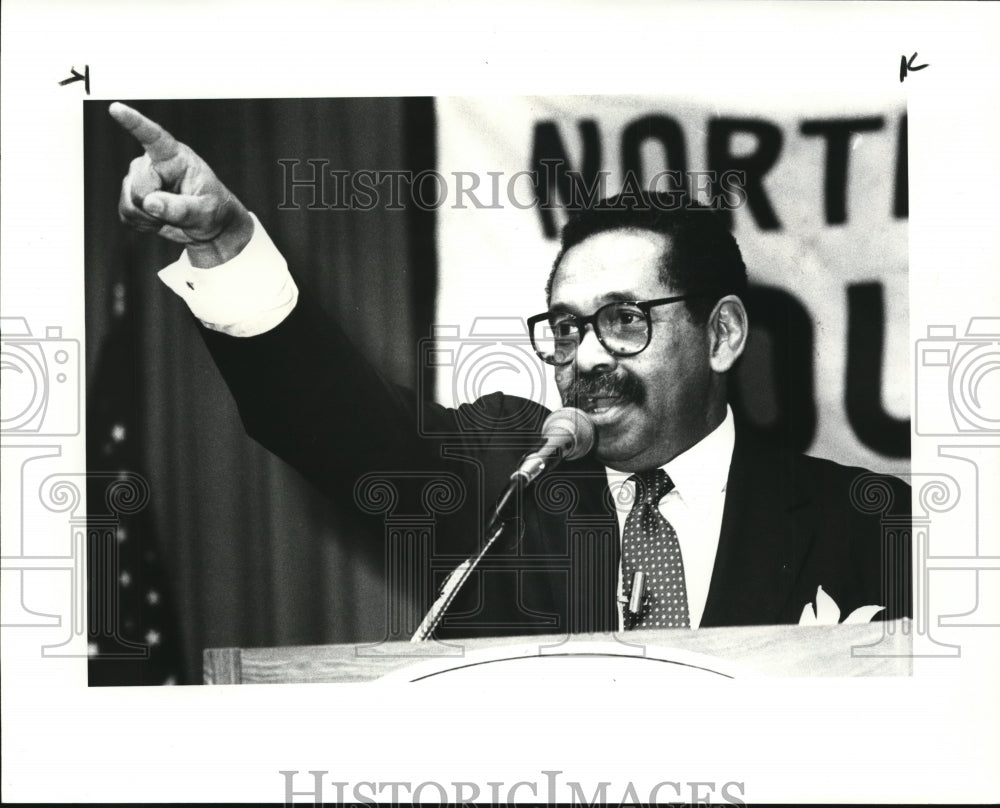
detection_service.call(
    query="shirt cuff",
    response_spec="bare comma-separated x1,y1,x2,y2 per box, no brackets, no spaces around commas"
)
157,213,299,337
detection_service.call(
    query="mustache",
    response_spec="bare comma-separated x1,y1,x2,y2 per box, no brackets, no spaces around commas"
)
561,371,645,407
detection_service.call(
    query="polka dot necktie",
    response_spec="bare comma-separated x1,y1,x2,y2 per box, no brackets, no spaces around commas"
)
621,469,690,629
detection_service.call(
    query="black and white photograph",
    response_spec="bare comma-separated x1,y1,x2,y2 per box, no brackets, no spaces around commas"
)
82,92,912,688
2,2,999,804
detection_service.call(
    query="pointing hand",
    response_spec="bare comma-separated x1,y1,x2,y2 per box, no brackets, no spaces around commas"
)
110,102,253,268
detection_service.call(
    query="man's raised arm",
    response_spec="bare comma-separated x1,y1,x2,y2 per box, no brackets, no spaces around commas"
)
106,101,482,501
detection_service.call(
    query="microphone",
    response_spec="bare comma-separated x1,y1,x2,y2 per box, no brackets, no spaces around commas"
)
510,407,595,486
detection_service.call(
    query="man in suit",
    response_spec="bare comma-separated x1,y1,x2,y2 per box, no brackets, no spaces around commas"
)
111,102,911,640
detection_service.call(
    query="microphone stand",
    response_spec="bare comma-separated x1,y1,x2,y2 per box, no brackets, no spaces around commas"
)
409,475,524,642
409,407,593,642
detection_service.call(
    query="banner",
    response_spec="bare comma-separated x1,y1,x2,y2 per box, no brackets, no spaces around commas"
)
435,94,909,474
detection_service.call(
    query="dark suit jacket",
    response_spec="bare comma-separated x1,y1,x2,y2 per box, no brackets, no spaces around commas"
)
201,293,912,639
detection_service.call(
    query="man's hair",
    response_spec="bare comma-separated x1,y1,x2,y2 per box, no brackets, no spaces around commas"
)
546,191,748,323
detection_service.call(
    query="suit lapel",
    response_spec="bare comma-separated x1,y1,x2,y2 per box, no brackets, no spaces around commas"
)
570,461,620,632
701,429,816,627
522,456,619,633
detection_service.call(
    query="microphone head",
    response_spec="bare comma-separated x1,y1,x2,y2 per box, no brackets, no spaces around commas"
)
541,407,595,460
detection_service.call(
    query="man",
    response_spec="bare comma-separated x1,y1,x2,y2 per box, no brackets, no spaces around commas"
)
111,102,912,640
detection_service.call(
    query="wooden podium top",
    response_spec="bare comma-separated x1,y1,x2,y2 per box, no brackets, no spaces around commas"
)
204,619,912,684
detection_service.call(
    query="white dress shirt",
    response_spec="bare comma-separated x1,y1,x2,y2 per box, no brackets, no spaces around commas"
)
157,213,298,337
606,407,735,630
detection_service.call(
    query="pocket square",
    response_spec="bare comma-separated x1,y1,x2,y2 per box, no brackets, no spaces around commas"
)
798,585,885,625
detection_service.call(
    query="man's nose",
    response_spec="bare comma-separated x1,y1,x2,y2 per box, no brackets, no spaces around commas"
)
574,323,616,374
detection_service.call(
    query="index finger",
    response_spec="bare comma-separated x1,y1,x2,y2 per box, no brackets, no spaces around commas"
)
109,102,180,163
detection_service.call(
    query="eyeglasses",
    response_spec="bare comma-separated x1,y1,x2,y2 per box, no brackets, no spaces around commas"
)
527,295,698,366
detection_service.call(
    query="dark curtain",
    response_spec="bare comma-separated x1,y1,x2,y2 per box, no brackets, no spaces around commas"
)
84,98,436,685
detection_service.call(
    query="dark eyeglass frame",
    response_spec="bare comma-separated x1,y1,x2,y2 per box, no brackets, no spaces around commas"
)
527,294,699,366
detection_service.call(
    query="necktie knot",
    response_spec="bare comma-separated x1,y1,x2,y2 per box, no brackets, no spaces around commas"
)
631,469,674,507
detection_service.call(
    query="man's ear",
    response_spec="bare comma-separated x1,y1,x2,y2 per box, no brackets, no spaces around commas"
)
707,295,748,373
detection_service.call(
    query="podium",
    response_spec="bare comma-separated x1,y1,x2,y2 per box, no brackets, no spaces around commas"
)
204,619,912,684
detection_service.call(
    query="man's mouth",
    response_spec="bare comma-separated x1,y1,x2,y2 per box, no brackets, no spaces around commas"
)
578,394,627,416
